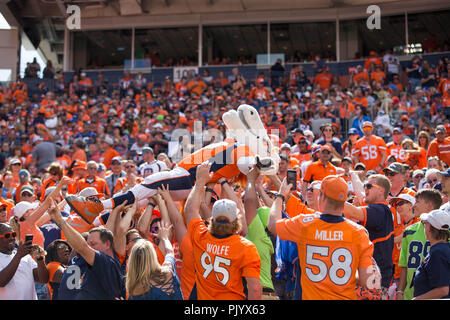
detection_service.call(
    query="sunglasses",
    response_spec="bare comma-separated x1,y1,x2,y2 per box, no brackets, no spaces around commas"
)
0,231,16,239
299,141,307,144
126,237,142,245
307,187,314,192
321,151,331,155
56,244,69,250
427,178,438,185
385,171,398,177
125,166,135,169
364,183,384,191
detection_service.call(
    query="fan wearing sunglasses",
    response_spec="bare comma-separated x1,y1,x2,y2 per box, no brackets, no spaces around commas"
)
343,174,394,299
0,222,49,300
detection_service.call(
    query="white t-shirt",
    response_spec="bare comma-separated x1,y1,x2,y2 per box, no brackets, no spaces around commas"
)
0,250,37,300
383,53,399,74
138,160,168,178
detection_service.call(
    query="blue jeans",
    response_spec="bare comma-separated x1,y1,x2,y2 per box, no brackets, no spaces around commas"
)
408,78,421,94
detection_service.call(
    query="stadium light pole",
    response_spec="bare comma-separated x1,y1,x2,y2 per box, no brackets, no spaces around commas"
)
336,11,340,62
63,26,70,72
198,23,203,67
267,20,270,65
131,26,135,69
405,11,409,51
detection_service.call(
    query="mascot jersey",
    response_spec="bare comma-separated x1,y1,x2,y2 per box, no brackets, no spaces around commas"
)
177,138,254,183
105,138,253,209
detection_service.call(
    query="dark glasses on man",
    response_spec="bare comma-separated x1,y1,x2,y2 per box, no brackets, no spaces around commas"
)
385,171,398,177
364,183,383,191
0,232,16,239
427,178,438,185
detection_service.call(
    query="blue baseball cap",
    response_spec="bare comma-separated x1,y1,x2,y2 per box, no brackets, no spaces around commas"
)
438,168,450,178
348,128,359,135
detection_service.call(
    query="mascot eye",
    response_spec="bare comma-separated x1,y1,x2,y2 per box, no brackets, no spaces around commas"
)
250,111,254,115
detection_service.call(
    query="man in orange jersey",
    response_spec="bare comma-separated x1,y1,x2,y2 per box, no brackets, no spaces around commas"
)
351,121,387,172
427,125,450,167
184,162,261,300
76,161,110,196
99,135,120,170
302,145,336,198
268,175,381,300
386,128,406,163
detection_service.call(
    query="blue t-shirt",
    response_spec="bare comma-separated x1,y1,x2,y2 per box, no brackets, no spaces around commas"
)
413,242,450,299
76,251,125,300
128,255,183,300
58,254,88,300
363,203,394,287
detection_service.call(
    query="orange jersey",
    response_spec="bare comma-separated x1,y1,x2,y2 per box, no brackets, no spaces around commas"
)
303,160,337,183
177,139,253,183
291,152,311,166
276,213,374,300
249,87,270,101
179,234,196,300
405,147,427,170
99,147,120,169
352,135,387,171
427,137,450,166
76,176,110,195
188,218,261,300
314,73,332,90
386,142,407,163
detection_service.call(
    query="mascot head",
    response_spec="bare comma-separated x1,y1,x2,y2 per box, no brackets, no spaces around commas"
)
222,104,280,175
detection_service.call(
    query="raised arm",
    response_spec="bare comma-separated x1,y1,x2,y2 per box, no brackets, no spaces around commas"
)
184,162,212,225
47,199,96,266
136,198,157,238
158,185,186,245
114,201,137,257
244,166,261,227
343,201,366,222
268,177,292,235
219,178,248,236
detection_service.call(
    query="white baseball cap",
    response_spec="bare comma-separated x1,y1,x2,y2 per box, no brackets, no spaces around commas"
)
79,187,105,199
389,193,416,206
420,209,450,231
212,199,238,223
13,201,39,219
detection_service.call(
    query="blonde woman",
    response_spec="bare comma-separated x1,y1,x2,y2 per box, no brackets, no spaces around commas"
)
402,138,427,170
126,221,183,300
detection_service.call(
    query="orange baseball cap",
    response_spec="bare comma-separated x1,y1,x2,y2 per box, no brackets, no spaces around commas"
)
362,121,373,128
321,145,332,152
72,161,87,171
320,175,348,202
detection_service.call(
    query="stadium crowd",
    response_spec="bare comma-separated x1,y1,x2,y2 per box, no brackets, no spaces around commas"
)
0,50,449,300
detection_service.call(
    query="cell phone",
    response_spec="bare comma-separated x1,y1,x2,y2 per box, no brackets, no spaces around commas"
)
287,169,297,191
25,234,33,243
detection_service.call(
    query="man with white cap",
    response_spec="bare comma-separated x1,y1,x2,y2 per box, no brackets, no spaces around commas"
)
183,162,261,300
412,209,450,299
397,189,443,300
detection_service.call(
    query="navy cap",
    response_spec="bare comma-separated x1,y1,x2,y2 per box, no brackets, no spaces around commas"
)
348,128,359,135
438,168,450,178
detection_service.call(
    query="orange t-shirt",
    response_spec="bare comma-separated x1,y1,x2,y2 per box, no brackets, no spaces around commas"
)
314,73,332,89
303,160,337,183
99,147,120,169
352,135,387,171
47,261,65,298
427,137,450,166
285,195,315,218
187,218,261,300
72,149,87,163
276,213,374,300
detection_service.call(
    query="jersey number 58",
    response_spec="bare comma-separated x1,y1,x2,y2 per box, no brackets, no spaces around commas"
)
305,245,353,285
